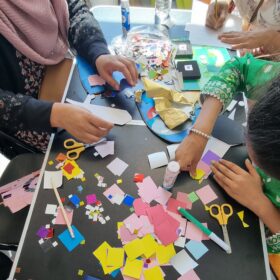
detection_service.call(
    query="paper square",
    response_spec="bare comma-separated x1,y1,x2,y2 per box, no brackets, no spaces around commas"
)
185,222,204,242
201,150,221,165
185,240,209,260
178,270,200,280
106,247,125,268
55,207,73,225
174,236,187,248
58,225,84,252
122,259,143,279
143,266,164,280
86,194,97,205
43,170,63,189
188,192,199,203
195,185,218,205
45,204,57,215
107,158,128,176
170,250,198,275
148,152,168,169
155,187,172,205
123,195,135,207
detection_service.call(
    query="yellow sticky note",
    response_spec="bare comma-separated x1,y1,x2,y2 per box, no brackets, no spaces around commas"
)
48,160,54,166
106,247,125,268
191,169,205,181
142,234,158,258
124,238,144,260
117,179,122,184
143,266,164,280
117,222,124,239
62,160,82,180
156,244,176,265
123,259,143,279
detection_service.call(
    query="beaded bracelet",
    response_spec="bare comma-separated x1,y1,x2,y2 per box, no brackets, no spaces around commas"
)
190,128,211,140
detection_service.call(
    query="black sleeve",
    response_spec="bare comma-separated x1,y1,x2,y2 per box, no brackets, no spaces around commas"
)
67,0,110,66
0,89,54,134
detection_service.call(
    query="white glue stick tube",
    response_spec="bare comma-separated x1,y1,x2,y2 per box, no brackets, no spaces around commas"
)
163,161,180,190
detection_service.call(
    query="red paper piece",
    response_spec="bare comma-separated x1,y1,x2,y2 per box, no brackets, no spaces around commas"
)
133,173,145,183
56,153,67,162
167,198,187,214
133,198,150,216
63,162,75,174
146,205,169,226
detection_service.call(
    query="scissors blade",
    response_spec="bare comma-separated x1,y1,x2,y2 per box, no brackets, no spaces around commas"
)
222,225,232,254
84,138,107,149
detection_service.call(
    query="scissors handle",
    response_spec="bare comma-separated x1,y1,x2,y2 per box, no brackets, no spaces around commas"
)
221,204,233,224
209,204,224,225
66,146,85,160
64,138,83,149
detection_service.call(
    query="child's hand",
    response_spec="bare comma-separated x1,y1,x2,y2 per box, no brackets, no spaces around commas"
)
211,159,264,212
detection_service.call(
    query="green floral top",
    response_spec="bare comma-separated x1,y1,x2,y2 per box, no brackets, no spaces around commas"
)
201,53,280,113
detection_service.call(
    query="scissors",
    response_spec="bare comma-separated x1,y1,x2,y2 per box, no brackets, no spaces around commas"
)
209,203,233,254
64,138,106,160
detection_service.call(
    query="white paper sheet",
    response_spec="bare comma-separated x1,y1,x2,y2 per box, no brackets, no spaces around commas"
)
43,170,63,189
166,144,180,161
186,0,242,48
66,98,132,126
45,204,57,215
94,141,115,158
202,137,231,158
148,152,169,169
107,157,129,176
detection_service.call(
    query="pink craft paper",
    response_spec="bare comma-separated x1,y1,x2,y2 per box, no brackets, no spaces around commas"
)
201,223,210,240
123,213,144,234
103,184,125,203
137,176,158,203
86,194,96,205
185,222,205,242
154,218,180,245
178,269,200,280
146,205,168,226
197,160,211,177
167,198,187,214
177,192,193,210
154,187,172,205
167,211,187,237
119,225,137,244
137,215,154,237
133,198,150,216
195,185,218,205
55,207,73,225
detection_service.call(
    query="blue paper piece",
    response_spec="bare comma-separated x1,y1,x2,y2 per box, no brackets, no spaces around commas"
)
58,225,84,252
111,269,120,278
185,240,209,260
84,275,101,280
123,195,135,207
69,194,80,208
77,185,83,193
76,56,105,95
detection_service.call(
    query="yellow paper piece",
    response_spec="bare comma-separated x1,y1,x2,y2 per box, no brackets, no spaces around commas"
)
191,169,205,181
81,177,86,182
156,244,176,265
62,160,82,180
237,211,244,221
80,240,85,245
242,222,250,228
123,259,143,279
124,238,144,260
48,160,54,166
106,247,125,268
77,269,84,276
142,234,158,258
205,205,210,211
143,266,164,280
117,222,124,239
79,201,85,206
117,179,123,184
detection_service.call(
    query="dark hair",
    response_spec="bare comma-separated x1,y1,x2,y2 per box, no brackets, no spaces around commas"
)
248,76,280,179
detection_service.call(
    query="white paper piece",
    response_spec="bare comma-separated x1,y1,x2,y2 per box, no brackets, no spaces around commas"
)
174,236,187,248
167,144,179,161
94,141,114,158
202,137,230,158
43,170,63,189
170,250,198,275
226,100,237,112
107,157,129,176
66,98,132,126
148,152,169,169
228,108,236,120
186,0,242,48
45,204,57,215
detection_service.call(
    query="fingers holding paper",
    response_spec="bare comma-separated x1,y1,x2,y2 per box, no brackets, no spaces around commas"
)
205,1,228,30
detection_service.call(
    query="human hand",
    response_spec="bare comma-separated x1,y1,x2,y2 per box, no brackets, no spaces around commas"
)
206,1,228,30
211,159,264,212
175,133,208,176
95,54,138,90
218,29,279,53
50,103,113,143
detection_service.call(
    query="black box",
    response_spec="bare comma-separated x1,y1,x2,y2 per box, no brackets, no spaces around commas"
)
172,39,193,59
176,60,201,80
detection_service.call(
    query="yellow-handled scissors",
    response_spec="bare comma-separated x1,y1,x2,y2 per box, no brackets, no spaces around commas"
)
64,138,106,160
209,203,233,254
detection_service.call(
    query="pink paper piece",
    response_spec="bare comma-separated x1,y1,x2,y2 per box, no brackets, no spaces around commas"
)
185,222,205,242
94,141,114,158
133,198,150,216
119,224,137,244
195,185,218,205
177,192,193,210
167,211,187,237
146,205,169,226
197,160,211,177
178,269,200,280
107,157,128,176
86,194,96,205
88,74,106,86
167,198,187,214
154,187,172,205
137,215,154,237
201,223,210,240
55,207,74,225
137,176,158,203
123,213,144,234
103,184,125,204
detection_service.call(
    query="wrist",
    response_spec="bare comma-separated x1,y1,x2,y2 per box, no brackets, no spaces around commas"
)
190,127,211,140
50,103,65,128
251,194,271,217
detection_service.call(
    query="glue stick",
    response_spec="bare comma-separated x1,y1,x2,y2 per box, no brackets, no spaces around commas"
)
163,161,180,190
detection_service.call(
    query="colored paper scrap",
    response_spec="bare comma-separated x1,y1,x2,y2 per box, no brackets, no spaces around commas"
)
177,192,193,209
197,160,211,177
147,152,168,169
107,158,129,176
142,234,158,258
95,141,114,158
195,184,218,205
174,236,187,248
69,194,81,208
143,266,164,280
170,250,198,275
146,205,168,226
58,225,85,252
36,226,49,239
56,153,67,162
84,275,101,280
103,184,125,205
237,210,250,228
201,150,221,166
86,194,97,205
124,238,144,260
167,198,187,214
106,247,125,268
119,225,137,244
123,195,135,207
185,240,209,260
137,216,154,237
190,169,205,183
178,269,200,280
134,173,145,183
185,222,205,242
88,74,106,86
43,170,63,189
62,160,83,180
156,244,176,265
123,213,144,234
188,192,199,203
45,204,57,215
137,176,158,204
55,206,73,225
122,259,143,279
133,198,150,216
155,187,172,205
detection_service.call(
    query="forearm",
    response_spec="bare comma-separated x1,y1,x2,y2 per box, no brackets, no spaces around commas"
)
254,195,280,234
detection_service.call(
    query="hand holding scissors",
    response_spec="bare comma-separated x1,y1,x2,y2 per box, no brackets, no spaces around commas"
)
64,138,106,160
209,203,233,254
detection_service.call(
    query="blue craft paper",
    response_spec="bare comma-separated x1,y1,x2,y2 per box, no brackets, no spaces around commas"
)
185,240,209,260
110,269,120,278
58,225,84,252
76,56,104,95
123,195,135,207
69,194,80,208
84,275,101,280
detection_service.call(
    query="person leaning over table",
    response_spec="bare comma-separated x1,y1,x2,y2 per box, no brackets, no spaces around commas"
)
0,0,138,152
205,0,280,58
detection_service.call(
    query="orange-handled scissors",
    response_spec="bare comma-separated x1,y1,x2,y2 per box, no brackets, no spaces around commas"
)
209,203,233,254
64,138,106,160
